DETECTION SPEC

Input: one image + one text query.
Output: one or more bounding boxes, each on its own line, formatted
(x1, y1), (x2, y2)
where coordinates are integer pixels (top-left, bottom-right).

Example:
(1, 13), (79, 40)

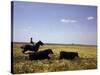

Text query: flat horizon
(12, 41), (97, 46)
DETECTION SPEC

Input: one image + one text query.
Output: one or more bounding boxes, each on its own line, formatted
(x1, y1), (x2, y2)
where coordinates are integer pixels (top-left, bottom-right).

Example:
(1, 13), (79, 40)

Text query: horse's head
(37, 40), (44, 46)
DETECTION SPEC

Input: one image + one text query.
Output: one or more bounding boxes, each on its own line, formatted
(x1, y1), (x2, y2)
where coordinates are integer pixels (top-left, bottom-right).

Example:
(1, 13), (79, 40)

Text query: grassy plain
(12, 43), (97, 74)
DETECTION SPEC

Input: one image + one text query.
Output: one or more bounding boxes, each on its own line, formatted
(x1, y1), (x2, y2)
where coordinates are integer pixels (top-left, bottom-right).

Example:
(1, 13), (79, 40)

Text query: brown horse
(21, 40), (44, 53)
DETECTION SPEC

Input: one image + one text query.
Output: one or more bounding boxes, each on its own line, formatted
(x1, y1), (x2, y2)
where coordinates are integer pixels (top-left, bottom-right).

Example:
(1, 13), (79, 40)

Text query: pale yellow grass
(12, 43), (97, 74)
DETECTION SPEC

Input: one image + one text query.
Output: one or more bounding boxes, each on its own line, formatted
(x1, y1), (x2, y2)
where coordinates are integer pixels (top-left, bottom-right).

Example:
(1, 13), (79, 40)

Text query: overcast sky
(13, 1), (97, 45)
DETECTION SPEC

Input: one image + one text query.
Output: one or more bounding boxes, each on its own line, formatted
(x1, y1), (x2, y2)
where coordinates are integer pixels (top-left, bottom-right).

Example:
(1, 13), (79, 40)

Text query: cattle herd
(21, 38), (79, 60)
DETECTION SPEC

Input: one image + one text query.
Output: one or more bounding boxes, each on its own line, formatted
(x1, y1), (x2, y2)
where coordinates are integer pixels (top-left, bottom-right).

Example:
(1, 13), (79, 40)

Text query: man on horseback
(21, 37), (44, 54)
(30, 37), (34, 46)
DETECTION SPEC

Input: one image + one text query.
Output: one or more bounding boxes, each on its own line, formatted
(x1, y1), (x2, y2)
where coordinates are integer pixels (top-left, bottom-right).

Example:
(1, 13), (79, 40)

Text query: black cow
(59, 51), (79, 60)
(29, 49), (53, 60)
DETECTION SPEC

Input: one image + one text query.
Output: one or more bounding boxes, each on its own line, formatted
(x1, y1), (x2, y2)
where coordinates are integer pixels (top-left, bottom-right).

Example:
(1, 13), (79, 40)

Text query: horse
(59, 51), (79, 60)
(29, 49), (53, 60)
(21, 40), (44, 53)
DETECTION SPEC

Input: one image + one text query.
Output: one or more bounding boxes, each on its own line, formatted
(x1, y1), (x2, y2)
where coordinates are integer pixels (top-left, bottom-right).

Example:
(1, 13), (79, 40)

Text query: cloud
(23, 26), (32, 32)
(61, 19), (77, 23)
(87, 16), (94, 20)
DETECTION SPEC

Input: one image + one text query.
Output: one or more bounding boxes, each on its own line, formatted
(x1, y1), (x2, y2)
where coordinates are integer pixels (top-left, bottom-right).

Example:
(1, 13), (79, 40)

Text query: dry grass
(12, 43), (97, 74)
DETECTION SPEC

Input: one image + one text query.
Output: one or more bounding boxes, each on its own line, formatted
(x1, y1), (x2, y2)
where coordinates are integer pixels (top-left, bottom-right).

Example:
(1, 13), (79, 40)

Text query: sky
(13, 1), (97, 45)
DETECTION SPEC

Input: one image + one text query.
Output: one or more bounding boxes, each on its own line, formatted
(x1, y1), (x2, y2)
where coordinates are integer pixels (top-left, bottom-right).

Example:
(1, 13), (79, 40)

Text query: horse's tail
(21, 46), (24, 49)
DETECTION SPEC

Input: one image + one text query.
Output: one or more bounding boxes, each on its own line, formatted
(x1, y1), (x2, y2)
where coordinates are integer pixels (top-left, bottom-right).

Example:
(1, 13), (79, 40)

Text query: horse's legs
(47, 56), (50, 59)
(22, 49), (27, 53)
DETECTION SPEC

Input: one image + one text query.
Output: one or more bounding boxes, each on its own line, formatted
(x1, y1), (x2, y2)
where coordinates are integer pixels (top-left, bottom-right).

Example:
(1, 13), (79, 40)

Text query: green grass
(12, 43), (97, 74)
